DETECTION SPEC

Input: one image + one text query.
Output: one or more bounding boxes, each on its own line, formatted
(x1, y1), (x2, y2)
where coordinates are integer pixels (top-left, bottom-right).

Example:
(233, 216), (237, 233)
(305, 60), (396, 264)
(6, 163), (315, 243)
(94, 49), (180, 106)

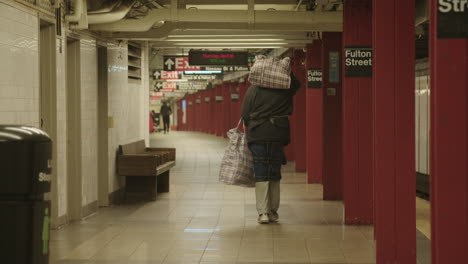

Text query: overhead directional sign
(222, 66), (250, 72)
(438, 0), (468, 38)
(189, 51), (249, 66)
(154, 70), (182, 80)
(307, 68), (323, 89)
(164, 56), (201, 71)
(344, 46), (373, 77)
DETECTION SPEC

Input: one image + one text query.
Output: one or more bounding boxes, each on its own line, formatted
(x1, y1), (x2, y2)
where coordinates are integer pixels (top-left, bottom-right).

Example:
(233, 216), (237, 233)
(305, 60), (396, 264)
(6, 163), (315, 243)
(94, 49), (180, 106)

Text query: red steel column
(230, 82), (240, 128)
(306, 41), (323, 183)
(430, 1), (468, 263)
(222, 82), (231, 137)
(214, 84), (223, 136)
(322, 32), (343, 200)
(342, 0), (374, 224)
(208, 88), (216, 135)
(373, 0), (415, 263)
(195, 93), (201, 131)
(292, 49), (307, 172)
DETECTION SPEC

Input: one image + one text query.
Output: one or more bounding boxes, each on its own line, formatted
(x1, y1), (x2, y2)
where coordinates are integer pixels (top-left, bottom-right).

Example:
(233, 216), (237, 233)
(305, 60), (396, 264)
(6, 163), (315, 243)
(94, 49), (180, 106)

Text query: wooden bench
(117, 140), (176, 201)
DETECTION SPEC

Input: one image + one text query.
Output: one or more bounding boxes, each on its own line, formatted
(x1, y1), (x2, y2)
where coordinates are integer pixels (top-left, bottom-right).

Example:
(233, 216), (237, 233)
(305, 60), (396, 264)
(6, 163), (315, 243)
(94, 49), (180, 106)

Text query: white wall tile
(56, 34), (67, 217)
(0, 2), (39, 126)
(80, 38), (98, 207)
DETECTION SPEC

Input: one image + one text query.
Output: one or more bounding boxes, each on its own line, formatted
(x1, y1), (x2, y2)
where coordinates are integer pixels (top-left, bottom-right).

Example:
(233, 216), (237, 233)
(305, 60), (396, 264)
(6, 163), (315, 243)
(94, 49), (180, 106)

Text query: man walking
(160, 101), (172, 134)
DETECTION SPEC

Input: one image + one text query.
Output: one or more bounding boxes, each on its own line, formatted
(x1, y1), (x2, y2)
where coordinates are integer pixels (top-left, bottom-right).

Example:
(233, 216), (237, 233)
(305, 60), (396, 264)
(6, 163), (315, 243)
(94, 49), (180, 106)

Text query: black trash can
(0, 125), (52, 264)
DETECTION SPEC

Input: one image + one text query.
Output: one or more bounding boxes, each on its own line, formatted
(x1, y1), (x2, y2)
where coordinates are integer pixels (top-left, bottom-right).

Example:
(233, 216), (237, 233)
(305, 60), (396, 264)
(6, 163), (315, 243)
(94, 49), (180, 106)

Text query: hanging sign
(188, 101), (193, 106)
(205, 97), (211, 103)
(163, 56), (201, 71)
(307, 68), (322, 89)
(189, 51), (249, 66)
(215, 96), (223, 102)
(437, 0), (468, 38)
(231, 93), (240, 101)
(344, 46), (373, 77)
(163, 82), (177, 89)
(196, 98), (201, 104)
(222, 66), (250, 72)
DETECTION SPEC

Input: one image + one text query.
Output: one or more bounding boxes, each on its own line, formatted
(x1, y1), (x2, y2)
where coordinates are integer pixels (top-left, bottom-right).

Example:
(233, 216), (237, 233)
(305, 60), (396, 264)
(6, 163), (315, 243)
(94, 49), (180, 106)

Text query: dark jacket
(160, 104), (172, 116)
(241, 74), (300, 144)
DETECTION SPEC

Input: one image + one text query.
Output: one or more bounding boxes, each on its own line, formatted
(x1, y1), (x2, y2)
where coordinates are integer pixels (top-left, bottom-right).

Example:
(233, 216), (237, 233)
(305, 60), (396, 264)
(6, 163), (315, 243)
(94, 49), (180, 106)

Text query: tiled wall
(56, 33), (67, 217)
(0, 2), (39, 126)
(107, 42), (129, 192)
(108, 41), (150, 192)
(0, 1), (150, 223)
(80, 38), (98, 207)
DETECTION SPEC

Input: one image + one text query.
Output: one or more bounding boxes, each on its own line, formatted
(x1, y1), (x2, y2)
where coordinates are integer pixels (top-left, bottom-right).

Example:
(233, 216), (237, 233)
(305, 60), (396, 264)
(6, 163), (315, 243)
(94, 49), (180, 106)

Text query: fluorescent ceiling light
(165, 39), (286, 42)
(156, 46), (285, 49)
(168, 34), (284, 38)
(174, 42), (289, 45)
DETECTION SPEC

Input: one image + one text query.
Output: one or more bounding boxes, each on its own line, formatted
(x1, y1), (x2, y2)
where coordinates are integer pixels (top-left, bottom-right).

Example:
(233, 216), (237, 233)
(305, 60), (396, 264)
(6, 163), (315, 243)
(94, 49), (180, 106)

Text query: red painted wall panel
(292, 49), (307, 172)
(430, 1), (468, 263)
(342, 0), (374, 224)
(373, 0), (416, 262)
(214, 84), (223, 136)
(229, 82), (241, 129)
(306, 42), (323, 183)
(322, 32), (343, 200)
(222, 82), (231, 137)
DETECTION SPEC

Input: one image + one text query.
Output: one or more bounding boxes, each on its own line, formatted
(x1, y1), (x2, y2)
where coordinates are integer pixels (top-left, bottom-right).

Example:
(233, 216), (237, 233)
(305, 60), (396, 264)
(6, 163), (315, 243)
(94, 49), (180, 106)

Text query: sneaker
(270, 212), (279, 222)
(257, 214), (269, 224)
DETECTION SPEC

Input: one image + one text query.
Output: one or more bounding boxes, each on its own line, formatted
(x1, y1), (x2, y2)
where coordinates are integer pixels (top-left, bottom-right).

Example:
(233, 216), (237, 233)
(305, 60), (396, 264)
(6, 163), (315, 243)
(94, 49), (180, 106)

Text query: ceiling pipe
(65, 0), (84, 22)
(88, 0), (122, 14)
(90, 8), (342, 32)
(88, 0), (137, 24)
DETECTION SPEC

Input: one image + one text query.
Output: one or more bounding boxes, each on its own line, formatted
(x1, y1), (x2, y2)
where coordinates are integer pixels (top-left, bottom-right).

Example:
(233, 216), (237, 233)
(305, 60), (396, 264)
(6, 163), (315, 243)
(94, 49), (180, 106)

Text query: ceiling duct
(88, 0), (138, 24)
(90, 3), (342, 32)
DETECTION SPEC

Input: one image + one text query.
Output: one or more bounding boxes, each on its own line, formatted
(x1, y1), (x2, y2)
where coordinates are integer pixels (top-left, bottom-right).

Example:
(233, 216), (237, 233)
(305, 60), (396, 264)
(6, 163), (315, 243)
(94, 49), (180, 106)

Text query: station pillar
(373, 0), (416, 263)
(292, 49), (307, 172)
(321, 32), (343, 200)
(430, 1), (468, 263)
(306, 41), (323, 183)
(342, 0), (374, 224)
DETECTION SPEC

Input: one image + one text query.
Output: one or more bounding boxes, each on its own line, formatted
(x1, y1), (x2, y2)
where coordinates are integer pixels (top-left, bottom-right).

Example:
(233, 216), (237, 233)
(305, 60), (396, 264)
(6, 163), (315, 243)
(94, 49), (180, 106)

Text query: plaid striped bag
(219, 120), (255, 188)
(248, 55), (291, 89)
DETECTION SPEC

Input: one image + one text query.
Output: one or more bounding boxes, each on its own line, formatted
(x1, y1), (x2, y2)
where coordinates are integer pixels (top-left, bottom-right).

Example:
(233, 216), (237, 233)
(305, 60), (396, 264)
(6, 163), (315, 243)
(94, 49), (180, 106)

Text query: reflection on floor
(49, 131), (426, 264)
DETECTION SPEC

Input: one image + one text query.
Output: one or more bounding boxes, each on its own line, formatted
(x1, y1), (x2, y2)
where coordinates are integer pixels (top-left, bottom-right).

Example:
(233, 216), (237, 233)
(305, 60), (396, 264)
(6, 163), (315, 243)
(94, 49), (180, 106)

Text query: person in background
(241, 72), (300, 224)
(160, 101), (172, 134)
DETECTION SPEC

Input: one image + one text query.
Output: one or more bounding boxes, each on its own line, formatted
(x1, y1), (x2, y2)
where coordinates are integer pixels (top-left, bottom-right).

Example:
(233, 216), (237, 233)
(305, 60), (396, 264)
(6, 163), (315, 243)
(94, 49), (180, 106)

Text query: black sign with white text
(307, 68), (322, 89)
(438, 0), (468, 38)
(189, 51), (248, 66)
(345, 46), (373, 77)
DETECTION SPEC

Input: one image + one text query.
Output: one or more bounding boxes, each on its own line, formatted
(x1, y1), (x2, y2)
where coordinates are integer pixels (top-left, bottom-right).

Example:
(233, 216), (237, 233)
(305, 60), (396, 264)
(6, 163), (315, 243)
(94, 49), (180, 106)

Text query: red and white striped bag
(248, 55), (291, 89)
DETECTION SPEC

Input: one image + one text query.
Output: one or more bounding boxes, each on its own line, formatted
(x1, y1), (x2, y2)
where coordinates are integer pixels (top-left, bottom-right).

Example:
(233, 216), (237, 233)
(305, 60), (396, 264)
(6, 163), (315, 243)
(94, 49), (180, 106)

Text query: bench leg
(157, 171), (170, 193)
(126, 176), (158, 201)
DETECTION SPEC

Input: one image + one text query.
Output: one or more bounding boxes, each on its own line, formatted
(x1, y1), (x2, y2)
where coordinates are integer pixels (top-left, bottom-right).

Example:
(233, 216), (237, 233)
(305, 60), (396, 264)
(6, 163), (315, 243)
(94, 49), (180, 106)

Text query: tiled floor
(51, 131), (381, 264)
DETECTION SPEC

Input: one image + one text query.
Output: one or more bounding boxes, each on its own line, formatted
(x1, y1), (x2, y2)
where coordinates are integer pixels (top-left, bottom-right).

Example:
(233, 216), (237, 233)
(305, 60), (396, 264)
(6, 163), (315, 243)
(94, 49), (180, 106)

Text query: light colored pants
(255, 180), (280, 215)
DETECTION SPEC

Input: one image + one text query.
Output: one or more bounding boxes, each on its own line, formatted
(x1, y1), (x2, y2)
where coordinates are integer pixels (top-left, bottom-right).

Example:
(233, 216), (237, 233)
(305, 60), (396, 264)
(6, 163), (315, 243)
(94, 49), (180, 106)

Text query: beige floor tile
(50, 132), (389, 264)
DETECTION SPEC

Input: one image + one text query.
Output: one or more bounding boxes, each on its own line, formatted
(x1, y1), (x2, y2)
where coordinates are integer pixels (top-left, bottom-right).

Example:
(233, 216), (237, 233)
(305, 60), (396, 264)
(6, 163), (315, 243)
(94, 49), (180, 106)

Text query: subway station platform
(50, 131), (378, 264)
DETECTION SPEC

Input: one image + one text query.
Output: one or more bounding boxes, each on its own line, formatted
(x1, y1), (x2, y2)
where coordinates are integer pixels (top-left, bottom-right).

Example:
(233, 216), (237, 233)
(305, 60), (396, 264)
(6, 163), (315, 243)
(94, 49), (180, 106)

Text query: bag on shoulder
(219, 120), (255, 188)
(248, 55), (291, 89)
